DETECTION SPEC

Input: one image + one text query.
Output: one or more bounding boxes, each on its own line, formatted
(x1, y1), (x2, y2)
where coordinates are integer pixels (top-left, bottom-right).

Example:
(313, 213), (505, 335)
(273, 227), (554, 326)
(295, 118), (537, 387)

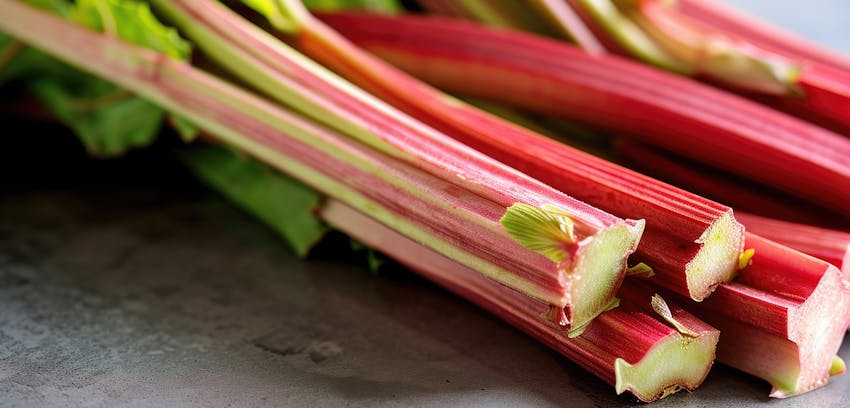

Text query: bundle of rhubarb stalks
(2, 0), (850, 402)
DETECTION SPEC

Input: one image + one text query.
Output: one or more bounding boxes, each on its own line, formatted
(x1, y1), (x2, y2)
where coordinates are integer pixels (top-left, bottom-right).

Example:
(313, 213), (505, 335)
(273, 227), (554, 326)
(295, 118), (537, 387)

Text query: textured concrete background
(2, 1), (850, 407)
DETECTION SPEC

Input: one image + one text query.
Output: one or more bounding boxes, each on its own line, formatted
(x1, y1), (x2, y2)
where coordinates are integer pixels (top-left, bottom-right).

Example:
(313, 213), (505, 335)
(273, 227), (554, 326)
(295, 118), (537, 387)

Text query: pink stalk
(735, 212), (850, 276)
(681, 233), (850, 397)
(630, 0), (850, 136)
(615, 139), (848, 228)
(320, 199), (719, 402)
(319, 12), (850, 217)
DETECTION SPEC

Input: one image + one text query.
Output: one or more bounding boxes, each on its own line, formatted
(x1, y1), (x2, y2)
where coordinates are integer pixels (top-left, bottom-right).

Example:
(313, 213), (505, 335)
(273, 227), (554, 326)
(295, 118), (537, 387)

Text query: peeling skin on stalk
(501, 204), (644, 337)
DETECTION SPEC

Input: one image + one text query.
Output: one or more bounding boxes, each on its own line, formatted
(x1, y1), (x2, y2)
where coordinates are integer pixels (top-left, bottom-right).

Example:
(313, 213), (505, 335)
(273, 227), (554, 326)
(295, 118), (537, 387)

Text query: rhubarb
(615, 139), (849, 228)
(616, 0), (850, 136)
(320, 12), (850, 217)
(678, 233), (850, 397)
(0, 0), (648, 335)
(233, 5), (749, 301)
(321, 199), (719, 402)
(734, 212), (850, 276)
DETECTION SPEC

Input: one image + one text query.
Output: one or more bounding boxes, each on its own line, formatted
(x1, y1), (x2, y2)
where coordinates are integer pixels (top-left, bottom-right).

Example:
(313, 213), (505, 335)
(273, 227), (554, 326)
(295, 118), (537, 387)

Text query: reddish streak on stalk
(677, 0), (850, 73)
(320, 199), (718, 402)
(319, 12), (850, 216)
(683, 233), (850, 397)
(635, 0), (850, 137)
(735, 212), (850, 276)
(289, 12), (745, 301)
(615, 139), (849, 229)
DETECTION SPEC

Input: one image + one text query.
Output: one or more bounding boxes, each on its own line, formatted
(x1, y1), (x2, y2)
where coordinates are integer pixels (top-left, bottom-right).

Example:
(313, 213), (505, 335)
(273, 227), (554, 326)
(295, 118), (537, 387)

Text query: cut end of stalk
(614, 323), (719, 402)
(770, 264), (850, 397)
(568, 220), (646, 337)
(685, 211), (745, 301)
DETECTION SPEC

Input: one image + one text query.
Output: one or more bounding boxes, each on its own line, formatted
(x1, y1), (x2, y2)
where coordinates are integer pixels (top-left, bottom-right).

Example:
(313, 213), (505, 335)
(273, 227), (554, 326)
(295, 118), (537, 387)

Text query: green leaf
(31, 78), (164, 157)
(499, 203), (577, 263)
(70, 0), (191, 60)
(180, 144), (328, 258)
(2, 0), (194, 157)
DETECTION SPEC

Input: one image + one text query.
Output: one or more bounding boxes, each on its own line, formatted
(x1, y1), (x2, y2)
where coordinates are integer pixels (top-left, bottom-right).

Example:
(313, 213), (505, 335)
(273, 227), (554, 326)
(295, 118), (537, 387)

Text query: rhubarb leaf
(1, 0), (194, 156)
(180, 144), (328, 258)
(70, 0), (191, 60)
(500, 203), (576, 263)
(31, 78), (165, 157)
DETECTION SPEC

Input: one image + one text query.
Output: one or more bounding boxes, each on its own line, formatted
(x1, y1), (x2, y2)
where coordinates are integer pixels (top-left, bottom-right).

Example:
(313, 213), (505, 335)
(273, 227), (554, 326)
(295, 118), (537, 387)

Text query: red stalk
(320, 199), (719, 402)
(677, 0), (850, 73)
(734, 212), (850, 276)
(319, 12), (850, 217)
(615, 139), (849, 228)
(631, 0), (850, 137)
(267, 10), (750, 301)
(680, 233), (850, 397)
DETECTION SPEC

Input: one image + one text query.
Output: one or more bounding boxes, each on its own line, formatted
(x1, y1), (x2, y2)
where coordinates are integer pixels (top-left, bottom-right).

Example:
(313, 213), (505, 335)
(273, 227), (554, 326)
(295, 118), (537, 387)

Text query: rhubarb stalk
(320, 12), (850, 217)
(615, 139), (849, 228)
(679, 233), (850, 397)
(734, 212), (850, 276)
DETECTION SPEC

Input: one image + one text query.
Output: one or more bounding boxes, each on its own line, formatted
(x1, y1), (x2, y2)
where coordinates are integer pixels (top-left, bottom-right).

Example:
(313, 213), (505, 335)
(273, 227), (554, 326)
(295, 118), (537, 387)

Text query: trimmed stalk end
(614, 321), (719, 402)
(772, 264), (850, 397)
(685, 211), (745, 301)
(568, 219), (646, 337)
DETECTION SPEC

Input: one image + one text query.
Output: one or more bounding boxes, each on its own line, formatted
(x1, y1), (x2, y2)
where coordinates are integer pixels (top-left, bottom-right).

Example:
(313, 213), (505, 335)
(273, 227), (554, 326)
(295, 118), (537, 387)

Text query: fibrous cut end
(776, 263), (850, 397)
(568, 219), (646, 337)
(685, 211), (745, 300)
(615, 326), (719, 401)
(612, 288), (719, 402)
